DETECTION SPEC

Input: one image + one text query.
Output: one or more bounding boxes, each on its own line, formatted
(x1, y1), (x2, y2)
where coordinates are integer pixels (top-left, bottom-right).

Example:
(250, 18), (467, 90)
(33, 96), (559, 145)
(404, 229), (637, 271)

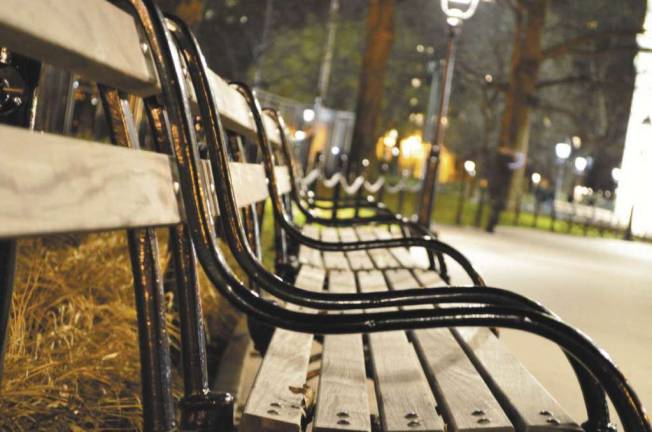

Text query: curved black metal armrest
(159, 16), (649, 432)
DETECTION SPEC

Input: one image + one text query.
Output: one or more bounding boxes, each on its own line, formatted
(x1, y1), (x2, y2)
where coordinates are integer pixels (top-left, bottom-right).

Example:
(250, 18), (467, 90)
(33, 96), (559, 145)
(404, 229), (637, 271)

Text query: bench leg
(127, 229), (177, 432)
(0, 240), (17, 384)
(170, 225), (235, 431)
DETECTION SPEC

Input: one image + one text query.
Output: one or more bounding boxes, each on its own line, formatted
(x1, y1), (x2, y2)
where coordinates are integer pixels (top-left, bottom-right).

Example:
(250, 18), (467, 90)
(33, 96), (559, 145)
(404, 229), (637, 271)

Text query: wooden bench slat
(453, 328), (580, 432)
(354, 227), (402, 269)
(371, 227), (429, 269)
(359, 270), (444, 432)
(240, 267), (326, 432)
(0, 0), (159, 96)
(0, 126), (290, 238)
(336, 227), (375, 270)
(298, 226), (324, 268)
(387, 270), (513, 432)
(411, 270), (579, 431)
(321, 227), (350, 270)
(314, 270), (371, 432)
(208, 70), (282, 145)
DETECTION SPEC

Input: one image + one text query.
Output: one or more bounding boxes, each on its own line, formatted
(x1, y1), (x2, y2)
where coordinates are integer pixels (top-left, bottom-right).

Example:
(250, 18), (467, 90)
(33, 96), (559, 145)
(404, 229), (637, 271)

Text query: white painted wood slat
(240, 267), (326, 432)
(0, 126), (290, 238)
(314, 270), (371, 432)
(0, 0), (159, 96)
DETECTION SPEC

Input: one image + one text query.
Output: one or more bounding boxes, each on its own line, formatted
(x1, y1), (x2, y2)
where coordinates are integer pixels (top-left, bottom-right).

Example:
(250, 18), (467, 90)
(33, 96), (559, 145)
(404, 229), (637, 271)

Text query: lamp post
(417, 0), (481, 227)
(455, 160), (476, 225)
(554, 142), (571, 198)
(531, 172), (541, 228)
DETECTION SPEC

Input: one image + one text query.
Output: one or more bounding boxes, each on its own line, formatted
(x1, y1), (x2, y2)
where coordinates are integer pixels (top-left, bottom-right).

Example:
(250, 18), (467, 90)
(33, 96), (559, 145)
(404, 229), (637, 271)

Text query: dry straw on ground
(0, 231), (240, 431)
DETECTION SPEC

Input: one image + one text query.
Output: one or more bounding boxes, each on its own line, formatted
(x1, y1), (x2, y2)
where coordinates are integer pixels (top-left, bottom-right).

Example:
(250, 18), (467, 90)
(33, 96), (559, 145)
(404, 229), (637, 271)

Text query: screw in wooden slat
(477, 418), (491, 424)
(405, 412), (419, 419)
(471, 409), (485, 416)
(407, 420), (421, 427)
(337, 411), (350, 418)
(267, 409), (279, 415)
(547, 418), (561, 425)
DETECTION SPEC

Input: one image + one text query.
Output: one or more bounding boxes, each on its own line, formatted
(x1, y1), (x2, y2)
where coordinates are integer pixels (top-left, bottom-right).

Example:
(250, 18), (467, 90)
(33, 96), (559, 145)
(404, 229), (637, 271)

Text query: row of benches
(0, 1), (649, 432)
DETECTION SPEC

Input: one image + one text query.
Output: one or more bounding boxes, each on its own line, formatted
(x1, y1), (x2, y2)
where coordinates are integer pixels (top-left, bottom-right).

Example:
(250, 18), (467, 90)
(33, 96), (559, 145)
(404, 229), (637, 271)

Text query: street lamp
(417, 0), (481, 227)
(302, 108), (315, 123)
(456, 159), (477, 224)
(574, 156), (588, 173)
(553, 142), (571, 200)
(555, 142), (572, 160)
(531, 172), (542, 185)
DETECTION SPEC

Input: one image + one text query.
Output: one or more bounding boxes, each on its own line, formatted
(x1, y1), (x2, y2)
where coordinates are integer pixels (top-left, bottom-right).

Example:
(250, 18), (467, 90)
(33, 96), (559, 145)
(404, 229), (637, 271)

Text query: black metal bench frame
(0, 1), (649, 431)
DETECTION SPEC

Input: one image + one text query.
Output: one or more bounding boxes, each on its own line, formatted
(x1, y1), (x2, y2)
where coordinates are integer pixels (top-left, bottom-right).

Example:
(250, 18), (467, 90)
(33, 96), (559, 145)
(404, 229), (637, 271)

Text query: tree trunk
(174, 0), (206, 28)
(348, 0), (396, 174)
(487, 0), (548, 232)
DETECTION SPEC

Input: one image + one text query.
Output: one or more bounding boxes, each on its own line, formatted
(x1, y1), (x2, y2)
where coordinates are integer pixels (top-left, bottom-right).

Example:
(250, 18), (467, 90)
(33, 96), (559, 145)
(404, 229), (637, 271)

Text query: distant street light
(555, 142), (572, 160)
(531, 172), (542, 185)
(554, 142), (572, 200)
(294, 130), (307, 141)
(302, 108), (315, 123)
(464, 160), (476, 176)
(612, 167), (622, 183)
(417, 0), (482, 226)
(574, 156), (588, 173)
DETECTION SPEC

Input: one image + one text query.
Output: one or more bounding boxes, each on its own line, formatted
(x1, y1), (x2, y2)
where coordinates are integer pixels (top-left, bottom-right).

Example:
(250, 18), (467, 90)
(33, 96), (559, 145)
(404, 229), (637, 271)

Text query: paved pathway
(439, 225), (652, 423)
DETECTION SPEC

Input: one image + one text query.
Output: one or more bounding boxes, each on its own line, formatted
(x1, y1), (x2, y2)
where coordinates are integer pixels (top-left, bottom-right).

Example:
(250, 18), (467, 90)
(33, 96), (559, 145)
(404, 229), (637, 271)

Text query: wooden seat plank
(370, 226), (428, 269)
(354, 227), (401, 269)
(314, 270), (371, 432)
(321, 227), (350, 270)
(337, 227), (375, 270)
(454, 328), (580, 432)
(298, 226), (324, 268)
(240, 267), (326, 432)
(411, 270), (578, 431)
(387, 270), (513, 432)
(358, 270), (444, 432)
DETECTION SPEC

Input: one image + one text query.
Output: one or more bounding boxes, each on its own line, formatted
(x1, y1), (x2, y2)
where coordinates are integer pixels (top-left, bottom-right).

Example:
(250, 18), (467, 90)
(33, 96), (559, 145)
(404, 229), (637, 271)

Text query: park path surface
(438, 225), (652, 423)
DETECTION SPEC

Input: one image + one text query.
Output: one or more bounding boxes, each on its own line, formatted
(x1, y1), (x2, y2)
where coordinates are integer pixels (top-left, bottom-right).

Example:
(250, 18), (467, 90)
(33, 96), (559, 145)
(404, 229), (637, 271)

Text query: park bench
(0, 1), (649, 432)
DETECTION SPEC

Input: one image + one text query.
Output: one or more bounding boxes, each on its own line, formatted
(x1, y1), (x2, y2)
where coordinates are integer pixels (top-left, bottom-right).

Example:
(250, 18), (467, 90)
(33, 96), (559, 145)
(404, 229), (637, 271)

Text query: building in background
(616, 2), (652, 238)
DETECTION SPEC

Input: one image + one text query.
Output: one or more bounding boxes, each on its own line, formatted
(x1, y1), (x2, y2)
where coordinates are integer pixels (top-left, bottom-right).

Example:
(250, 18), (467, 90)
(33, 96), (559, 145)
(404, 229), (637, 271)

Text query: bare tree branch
(542, 28), (642, 60)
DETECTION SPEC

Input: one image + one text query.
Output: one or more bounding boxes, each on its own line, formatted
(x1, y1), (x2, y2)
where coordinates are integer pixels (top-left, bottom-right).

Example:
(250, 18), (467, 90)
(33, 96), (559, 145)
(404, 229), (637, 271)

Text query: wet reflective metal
(0, 52), (40, 384)
(160, 14), (649, 432)
(98, 86), (177, 432)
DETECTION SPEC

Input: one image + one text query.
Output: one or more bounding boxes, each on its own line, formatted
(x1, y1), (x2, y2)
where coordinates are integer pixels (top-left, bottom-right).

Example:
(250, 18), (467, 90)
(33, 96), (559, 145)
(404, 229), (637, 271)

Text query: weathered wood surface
(0, 0), (159, 96)
(387, 270), (513, 432)
(208, 70), (282, 145)
(371, 227), (430, 269)
(454, 328), (580, 432)
(337, 227), (375, 271)
(321, 227), (350, 270)
(298, 226), (323, 268)
(354, 227), (400, 269)
(240, 267), (326, 432)
(0, 126), (290, 238)
(359, 270), (444, 432)
(314, 270), (371, 432)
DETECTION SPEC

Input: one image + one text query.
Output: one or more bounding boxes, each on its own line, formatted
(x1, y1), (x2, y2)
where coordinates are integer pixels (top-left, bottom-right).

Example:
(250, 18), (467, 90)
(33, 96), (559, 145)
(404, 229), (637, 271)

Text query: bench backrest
(0, 0), (289, 240)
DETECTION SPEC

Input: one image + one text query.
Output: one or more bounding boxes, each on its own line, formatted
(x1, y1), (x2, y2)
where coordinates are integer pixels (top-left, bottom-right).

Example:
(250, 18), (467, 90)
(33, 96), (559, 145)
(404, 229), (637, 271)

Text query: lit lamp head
(574, 156), (588, 173)
(555, 142), (572, 160)
(302, 108), (315, 123)
(611, 167), (622, 183)
(463, 160), (476, 177)
(531, 172), (542, 185)
(441, 0), (481, 27)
